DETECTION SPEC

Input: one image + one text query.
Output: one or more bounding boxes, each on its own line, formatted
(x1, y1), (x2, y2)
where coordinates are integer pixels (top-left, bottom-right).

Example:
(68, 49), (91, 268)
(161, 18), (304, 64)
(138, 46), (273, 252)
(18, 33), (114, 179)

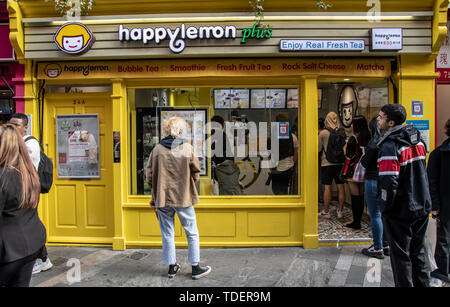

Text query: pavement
(31, 244), (398, 287)
(29, 219), (447, 289)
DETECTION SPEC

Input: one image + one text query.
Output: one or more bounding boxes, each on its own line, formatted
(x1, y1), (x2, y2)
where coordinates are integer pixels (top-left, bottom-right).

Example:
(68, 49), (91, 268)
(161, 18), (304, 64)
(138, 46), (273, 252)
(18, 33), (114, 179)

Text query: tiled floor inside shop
(318, 200), (372, 241)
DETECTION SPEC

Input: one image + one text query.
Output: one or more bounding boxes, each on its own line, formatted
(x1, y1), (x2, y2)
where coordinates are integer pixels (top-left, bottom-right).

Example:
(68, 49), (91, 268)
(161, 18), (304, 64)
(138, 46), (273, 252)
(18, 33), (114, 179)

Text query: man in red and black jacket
(376, 104), (431, 287)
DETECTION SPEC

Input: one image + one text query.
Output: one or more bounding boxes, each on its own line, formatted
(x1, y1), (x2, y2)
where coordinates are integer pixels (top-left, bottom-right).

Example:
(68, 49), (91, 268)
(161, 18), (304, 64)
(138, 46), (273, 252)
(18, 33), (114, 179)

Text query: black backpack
(25, 136), (54, 193)
(325, 128), (346, 164)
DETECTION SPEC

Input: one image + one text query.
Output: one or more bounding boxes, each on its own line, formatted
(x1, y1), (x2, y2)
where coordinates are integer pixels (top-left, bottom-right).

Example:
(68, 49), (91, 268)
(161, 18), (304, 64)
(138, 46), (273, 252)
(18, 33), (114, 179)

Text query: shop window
(129, 87), (300, 196)
(318, 80), (389, 129)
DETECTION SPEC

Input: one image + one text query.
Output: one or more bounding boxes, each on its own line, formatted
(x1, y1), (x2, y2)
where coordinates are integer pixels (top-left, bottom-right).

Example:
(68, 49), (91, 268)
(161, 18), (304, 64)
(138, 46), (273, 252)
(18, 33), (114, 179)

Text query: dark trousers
(382, 214), (429, 287)
(0, 247), (43, 287)
(39, 246), (48, 261)
(271, 168), (294, 195)
(431, 218), (450, 282)
(350, 195), (365, 226)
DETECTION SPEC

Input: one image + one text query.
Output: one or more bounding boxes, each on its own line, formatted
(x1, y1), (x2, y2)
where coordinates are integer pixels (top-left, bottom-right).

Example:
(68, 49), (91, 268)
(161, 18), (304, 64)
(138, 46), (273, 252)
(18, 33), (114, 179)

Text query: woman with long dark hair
(342, 115), (371, 229)
(0, 124), (46, 287)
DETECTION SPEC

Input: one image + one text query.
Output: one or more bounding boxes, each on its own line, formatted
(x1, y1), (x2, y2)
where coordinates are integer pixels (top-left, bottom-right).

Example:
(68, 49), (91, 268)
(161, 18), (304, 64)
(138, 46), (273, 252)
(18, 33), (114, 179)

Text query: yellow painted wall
(398, 54), (437, 153)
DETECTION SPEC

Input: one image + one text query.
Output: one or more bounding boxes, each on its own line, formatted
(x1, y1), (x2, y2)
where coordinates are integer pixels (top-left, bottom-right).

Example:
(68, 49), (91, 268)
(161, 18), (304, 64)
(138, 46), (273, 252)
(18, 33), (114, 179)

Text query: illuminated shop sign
(119, 24), (237, 53)
(54, 23), (95, 55)
(280, 40), (365, 51)
(118, 23), (272, 53)
(370, 28), (403, 50)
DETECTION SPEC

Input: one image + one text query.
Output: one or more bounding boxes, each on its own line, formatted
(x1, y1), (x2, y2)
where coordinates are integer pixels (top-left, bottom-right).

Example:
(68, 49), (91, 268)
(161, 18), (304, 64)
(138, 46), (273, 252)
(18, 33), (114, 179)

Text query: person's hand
(239, 181), (245, 190)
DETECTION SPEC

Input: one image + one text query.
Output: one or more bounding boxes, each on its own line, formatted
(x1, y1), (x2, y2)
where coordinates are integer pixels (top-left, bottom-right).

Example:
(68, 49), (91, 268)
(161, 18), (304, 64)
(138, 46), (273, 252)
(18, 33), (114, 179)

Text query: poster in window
(287, 88), (299, 109)
(56, 114), (100, 178)
(159, 109), (207, 176)
(357, 88), (370, 108)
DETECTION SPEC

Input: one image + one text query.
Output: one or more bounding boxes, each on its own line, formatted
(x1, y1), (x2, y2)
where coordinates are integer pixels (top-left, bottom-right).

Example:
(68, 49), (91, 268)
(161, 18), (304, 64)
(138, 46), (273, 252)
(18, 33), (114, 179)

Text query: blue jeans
(365, 179), (388, 250)
(157, 206), (200, 265)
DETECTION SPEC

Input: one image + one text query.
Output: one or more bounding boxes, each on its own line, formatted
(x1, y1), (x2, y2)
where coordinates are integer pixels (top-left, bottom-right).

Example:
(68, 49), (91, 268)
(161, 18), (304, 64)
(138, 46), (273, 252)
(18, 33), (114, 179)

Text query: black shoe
(383, 246), (390, 257)
(168, 263), (181, 278)
(362, 245), (384, 259)
(345, 222), (361, 230)
(192, 265), (211, 280)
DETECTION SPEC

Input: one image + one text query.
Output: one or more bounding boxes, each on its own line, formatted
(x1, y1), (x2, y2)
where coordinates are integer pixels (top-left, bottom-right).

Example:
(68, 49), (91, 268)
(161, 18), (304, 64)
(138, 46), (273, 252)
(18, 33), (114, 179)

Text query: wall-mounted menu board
(287, 88), (299, 109)
(214, 89), (250, 109)
(250, 89), (286, 109)
(215, 88), (299, 109)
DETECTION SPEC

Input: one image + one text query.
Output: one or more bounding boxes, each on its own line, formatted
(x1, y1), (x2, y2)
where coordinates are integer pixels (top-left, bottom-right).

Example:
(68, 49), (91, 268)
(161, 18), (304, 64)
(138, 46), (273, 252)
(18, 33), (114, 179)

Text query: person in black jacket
(377, 104), (431, 287)
(427, 118), (450, 287)
(360, 116), (390, 259)
(0, 124), (46, 287)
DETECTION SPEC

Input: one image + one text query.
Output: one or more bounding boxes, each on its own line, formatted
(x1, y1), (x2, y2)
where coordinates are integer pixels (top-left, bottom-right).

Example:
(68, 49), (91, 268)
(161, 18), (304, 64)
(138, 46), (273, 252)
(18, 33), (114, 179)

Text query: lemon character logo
(44, 63), (62, 78)
(54, 22), (95, 54)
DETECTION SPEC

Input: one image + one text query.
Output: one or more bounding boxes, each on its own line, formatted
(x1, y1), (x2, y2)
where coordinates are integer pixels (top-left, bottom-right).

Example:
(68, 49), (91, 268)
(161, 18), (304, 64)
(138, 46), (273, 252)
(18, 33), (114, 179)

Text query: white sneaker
(430, 277), (444, 287)
(337, 210), (343, 219)
(32, 258), (53, 275)
(319, 210), (331, 218)
(41, 258), (53, 272)
(32, 258), (43, 275)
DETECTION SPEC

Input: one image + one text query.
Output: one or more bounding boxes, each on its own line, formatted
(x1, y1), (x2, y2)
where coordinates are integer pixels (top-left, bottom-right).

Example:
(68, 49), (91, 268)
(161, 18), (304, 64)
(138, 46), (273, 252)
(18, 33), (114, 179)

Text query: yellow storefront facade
(7, 0), (448, 250)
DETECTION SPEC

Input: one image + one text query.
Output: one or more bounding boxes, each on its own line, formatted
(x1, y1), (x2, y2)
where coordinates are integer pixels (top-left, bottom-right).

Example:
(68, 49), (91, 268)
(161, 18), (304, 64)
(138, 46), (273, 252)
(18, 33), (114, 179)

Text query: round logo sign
(54, 22), (95, 55)
(44, 63), (62, 78)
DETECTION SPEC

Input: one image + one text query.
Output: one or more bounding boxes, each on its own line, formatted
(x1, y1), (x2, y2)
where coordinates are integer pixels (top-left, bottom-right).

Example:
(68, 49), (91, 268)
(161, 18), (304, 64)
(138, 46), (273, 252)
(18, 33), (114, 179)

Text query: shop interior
(129, 87), (300, 197)
(317, 79), (390, 242)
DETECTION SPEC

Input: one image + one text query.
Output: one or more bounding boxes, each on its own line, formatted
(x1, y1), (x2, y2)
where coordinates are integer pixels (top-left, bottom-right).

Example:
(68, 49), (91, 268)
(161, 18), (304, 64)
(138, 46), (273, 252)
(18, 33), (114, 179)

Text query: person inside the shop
(318, 112), (346, 219)
(341, 115), (371, 229)
(0, 124), (46, 287)
(267, 113), (298, 195)
(211, 115), (244, 195)
(146, 116), (211, 280)
(318, 117), (325, 202)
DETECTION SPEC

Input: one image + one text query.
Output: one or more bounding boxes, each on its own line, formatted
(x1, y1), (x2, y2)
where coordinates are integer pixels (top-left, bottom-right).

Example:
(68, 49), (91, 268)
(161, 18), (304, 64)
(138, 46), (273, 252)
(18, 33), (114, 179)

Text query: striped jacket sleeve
(377, 141), (400, 213)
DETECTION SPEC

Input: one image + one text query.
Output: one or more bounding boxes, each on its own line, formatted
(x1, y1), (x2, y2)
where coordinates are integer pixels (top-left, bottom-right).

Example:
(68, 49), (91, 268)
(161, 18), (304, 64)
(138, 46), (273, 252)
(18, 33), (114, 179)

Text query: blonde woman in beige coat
(146, 116), (211, 280)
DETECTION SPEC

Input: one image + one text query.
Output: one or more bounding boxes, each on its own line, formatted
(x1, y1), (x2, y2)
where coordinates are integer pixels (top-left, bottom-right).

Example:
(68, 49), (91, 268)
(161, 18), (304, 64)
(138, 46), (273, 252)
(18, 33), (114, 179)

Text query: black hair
(380, 104), (406, 126)
(318, 117), (325, 130)
(369, 115), (380, 139)
(10, 113), (28, 126)
(211, 115), (225, 126)
(352, 115), (371, 147)
(445, 118), (450, 137)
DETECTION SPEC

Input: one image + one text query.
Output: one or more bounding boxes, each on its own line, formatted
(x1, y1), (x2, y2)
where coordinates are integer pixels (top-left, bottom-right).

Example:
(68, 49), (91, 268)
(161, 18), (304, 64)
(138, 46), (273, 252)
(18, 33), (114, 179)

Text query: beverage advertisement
(56, 114), (100, 178)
